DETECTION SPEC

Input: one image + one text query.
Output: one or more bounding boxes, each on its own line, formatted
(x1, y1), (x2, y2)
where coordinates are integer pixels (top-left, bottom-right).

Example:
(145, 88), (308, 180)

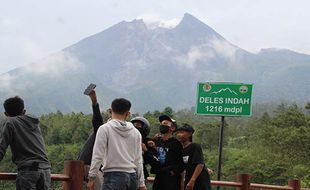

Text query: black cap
(177, 124), (195, 133)
(159, 114), (174, 123)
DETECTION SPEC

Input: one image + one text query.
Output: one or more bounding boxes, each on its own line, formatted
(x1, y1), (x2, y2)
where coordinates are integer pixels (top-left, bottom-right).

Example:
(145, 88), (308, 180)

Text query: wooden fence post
(289, 179), (301, 190)
(237, 174), (251, 190)
(63, 160), (84, 190)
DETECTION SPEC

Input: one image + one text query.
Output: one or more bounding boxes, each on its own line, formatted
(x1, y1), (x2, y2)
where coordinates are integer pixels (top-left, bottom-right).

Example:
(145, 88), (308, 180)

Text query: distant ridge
(0, 13), (309, 115)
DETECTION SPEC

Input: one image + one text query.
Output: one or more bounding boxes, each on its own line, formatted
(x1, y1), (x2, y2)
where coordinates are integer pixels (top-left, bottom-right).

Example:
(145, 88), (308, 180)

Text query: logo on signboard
(210, 88), (238, 95)
(203, 83), (212, 92)
(239, 86), (248, 94)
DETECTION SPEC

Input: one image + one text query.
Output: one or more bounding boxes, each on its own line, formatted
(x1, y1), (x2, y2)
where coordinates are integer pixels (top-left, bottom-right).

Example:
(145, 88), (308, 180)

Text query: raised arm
(89, 90), (103, 133)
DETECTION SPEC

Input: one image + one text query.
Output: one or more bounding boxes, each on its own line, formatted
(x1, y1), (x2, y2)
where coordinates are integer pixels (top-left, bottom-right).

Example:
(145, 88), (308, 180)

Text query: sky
(1, 0), (309, 74)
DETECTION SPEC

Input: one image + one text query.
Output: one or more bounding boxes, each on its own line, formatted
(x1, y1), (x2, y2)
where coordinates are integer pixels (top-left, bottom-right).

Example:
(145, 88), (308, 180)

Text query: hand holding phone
(84, 83), (96, 95)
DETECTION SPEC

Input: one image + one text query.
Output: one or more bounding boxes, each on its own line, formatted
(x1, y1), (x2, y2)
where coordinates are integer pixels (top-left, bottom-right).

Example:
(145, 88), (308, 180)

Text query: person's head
(146, 138), (156, 148)
(158, 114), (177, 134)
(176, 124), (195, 143)
(130, 116), (150, 138)
(3, 96), (26, 117)
(110, 98), (131, 120)
(132, 120), (143, 128)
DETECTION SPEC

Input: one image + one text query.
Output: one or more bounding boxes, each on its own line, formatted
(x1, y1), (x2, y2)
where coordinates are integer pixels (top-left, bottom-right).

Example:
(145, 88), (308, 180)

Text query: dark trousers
(185, 170), (211, 190)
(16, 168), (51, 190)
(153, 173), (181, 190)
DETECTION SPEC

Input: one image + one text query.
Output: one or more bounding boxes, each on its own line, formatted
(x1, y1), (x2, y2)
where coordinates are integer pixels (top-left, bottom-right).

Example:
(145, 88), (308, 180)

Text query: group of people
(79, 89), (212, 190)
(0, 89), (212, 190)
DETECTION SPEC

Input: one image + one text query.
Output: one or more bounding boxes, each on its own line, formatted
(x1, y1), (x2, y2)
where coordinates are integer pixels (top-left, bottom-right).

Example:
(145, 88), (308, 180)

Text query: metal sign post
(216, 116), (225, 190)
(196, 82), (253, 190)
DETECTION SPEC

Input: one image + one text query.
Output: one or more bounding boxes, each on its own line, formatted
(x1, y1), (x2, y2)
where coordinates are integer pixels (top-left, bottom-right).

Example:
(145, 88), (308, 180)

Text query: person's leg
(152, 174), (163, 190)
(127, 172), (138, 190)
(154, 173), (180, 190)
(36, 169), (51, 190)
(16, 170), (39, 190)
(101, 172), (127, 190)
(193, 171), (211, 190)
(167, 174), (181, 190)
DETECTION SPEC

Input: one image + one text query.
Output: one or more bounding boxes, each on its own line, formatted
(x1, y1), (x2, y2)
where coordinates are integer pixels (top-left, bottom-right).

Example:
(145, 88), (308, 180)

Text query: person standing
(130, 116), (151, 180)
(87, 98), (147, 190)
(0, 96), (51, 190)
(78, 89), (104, 190)
(147, 114), (184, 190)
(176, 124), (211, 190)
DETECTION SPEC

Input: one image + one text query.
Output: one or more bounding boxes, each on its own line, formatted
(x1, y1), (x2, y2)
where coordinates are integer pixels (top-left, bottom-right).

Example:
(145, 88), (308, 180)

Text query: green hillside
(0, 103), (309, 189)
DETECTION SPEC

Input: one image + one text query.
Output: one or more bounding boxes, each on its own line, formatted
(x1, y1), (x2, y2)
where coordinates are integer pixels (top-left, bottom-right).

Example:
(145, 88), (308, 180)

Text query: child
(176, 124), (211, 190)
(0, 96), (51, 190)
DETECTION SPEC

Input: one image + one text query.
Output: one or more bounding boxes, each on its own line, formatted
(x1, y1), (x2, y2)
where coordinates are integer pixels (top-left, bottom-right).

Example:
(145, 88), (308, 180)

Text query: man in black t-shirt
(145, 115), (184, 190)
(176, 124), (211, 190)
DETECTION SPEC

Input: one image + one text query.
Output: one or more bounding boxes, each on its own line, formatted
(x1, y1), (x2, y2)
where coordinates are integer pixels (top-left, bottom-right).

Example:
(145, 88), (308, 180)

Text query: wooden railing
(0, 160), (83, 190)
(0, 160), (309, 190)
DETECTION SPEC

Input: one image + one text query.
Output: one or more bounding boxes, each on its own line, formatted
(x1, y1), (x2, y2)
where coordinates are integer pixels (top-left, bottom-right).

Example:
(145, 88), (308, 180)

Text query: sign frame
(196, 82), (253, 117)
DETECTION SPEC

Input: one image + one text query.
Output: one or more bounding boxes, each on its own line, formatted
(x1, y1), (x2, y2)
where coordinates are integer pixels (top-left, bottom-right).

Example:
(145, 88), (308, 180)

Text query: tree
(162, 106), (174, 118)
(271, 104), (307, 128)
(305, 102), (310, 110)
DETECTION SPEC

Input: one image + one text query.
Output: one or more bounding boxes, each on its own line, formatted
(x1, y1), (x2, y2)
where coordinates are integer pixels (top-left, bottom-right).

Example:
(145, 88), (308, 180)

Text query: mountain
(211, 88), (239, 95)
(1, 13), (309, 115)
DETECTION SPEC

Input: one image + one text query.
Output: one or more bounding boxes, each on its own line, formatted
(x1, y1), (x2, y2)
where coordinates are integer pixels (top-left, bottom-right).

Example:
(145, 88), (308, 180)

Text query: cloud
(187, 46), (215, 68)
(24, 51), (83, 76)
(0, 20), (51, 74)
(173, 40), (230, 81)
(0, 17), (18, 32)
(0, 52), (83, 93)
(209, 38), (238, 64)
(0, 73), (14, 88)
(0, 73), (19, 95)
(174, 36), (242, 69)
(137, 14), (181, 29)
(175, 44), (215, 69)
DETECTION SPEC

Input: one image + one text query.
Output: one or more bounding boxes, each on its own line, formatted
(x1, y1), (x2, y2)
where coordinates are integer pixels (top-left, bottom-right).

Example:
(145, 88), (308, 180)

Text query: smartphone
(83, 83), (96, 95)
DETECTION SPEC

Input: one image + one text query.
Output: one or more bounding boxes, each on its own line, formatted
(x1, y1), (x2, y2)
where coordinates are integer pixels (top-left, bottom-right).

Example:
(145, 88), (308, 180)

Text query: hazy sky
(1, 0), (309, 74)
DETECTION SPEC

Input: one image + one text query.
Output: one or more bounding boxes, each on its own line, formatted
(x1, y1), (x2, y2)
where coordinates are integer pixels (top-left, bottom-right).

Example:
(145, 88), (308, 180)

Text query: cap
(177, 124), (195, 133)
(159, 114), (174, 123)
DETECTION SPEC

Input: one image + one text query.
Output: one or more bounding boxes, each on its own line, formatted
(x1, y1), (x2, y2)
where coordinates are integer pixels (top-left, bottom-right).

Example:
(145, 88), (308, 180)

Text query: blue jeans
(101, 171), (137, 190)
(16, 168), (51, 190)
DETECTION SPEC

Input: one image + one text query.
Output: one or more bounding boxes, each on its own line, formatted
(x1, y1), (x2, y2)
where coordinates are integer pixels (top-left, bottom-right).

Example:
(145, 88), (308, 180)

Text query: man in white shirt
(87, 98), (147, 190)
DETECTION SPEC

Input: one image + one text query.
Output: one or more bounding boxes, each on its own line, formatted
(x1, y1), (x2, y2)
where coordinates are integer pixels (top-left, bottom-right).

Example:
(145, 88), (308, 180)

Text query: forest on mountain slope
(0, 102), (309, 189)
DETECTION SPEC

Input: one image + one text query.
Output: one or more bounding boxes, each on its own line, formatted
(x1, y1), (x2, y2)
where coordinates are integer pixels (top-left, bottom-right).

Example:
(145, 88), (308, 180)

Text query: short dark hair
(3, 96), (25, 116)
(111, 98), (131, 115)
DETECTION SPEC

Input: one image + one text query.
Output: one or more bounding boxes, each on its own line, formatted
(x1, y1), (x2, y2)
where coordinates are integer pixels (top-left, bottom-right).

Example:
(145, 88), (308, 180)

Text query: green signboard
(196, 82), (253, 116)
